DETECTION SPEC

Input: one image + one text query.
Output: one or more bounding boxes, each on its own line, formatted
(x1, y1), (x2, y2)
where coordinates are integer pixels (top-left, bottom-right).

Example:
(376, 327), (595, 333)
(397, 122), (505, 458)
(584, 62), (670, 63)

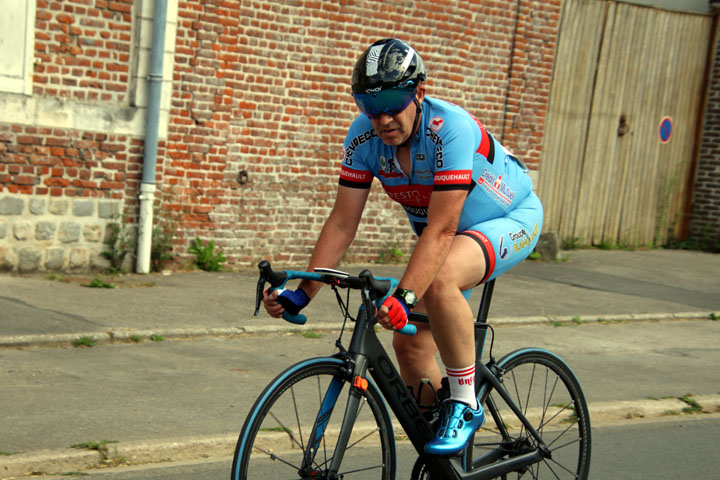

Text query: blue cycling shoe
(424, 399), (485, 455)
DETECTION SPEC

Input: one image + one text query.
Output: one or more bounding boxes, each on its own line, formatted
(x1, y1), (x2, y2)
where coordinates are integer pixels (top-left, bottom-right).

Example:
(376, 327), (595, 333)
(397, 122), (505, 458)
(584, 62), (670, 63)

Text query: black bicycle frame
(320, 279), (549, 480)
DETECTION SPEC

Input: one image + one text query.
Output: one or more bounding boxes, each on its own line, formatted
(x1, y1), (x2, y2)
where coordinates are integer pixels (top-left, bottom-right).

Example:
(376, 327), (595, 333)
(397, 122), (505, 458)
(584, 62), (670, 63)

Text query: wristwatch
(393, 289), (418, 309)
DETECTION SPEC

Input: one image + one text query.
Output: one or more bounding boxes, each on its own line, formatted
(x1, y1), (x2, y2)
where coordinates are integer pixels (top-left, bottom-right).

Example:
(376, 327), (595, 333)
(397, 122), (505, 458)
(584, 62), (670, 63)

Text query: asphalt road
(37, 415), (720, 479)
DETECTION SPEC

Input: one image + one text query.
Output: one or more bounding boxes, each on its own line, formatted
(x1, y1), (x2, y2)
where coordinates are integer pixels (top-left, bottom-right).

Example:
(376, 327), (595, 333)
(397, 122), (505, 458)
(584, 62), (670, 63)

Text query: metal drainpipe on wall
(136, 0), (168, 274)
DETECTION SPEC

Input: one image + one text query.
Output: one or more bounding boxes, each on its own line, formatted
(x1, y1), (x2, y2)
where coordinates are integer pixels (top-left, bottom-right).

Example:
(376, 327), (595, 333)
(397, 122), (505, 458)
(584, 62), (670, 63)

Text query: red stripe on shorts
(461, 230), (496, 284)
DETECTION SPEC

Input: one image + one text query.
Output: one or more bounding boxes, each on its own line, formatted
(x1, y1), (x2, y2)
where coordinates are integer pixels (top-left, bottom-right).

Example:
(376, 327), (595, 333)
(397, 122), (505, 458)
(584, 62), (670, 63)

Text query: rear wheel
(231, 359), (396, 479)
(466, 349), (591, 479)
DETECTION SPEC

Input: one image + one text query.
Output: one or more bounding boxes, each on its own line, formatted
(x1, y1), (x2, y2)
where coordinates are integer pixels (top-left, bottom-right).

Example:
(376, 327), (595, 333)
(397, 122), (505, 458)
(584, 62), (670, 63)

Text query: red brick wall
(1, 0), (562, 269)
(33, 0), (134, 103)
(0, 125), (139, 200)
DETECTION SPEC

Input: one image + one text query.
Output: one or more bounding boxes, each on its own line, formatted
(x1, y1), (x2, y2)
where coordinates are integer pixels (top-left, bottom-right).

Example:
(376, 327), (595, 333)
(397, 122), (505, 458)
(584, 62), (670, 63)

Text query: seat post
(474, 279), (496, 363)
(476, 279), (495, 324)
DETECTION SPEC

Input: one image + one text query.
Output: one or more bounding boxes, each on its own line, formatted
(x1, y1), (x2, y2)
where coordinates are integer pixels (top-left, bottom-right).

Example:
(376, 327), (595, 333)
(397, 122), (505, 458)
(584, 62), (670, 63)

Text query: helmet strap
(400, 97), (422, 148)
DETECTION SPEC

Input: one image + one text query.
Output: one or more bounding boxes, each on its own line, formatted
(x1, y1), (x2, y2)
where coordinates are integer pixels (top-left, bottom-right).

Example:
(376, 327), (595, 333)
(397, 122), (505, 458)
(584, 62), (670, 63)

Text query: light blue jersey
(340, 96), (543, 282)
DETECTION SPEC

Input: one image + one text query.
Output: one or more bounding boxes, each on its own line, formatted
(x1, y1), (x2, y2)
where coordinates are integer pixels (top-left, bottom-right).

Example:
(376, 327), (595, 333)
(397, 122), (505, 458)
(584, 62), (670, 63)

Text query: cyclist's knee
(392, 329), (436, 365)
(423, 271), (456, 305)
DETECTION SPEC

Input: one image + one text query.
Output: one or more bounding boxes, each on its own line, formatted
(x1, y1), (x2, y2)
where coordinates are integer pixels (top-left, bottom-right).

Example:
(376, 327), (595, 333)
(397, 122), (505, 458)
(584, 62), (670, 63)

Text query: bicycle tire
(465, 348), (592, 479)
(231, 357), (396, 480)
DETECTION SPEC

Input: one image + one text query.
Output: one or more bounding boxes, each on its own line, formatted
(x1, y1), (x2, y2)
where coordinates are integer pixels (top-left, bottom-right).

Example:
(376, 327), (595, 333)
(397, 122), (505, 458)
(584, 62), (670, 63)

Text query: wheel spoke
(470, 352), (590, 480)
(234, 363), (395, 479)
(269, 411), (305, 451)
(291, 387), (306, 451)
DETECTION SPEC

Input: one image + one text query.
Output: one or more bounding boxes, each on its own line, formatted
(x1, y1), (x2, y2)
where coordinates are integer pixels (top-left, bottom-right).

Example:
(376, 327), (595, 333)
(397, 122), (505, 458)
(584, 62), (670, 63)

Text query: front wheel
(231, 358), (396, 480)
(465, 348), (592, 479)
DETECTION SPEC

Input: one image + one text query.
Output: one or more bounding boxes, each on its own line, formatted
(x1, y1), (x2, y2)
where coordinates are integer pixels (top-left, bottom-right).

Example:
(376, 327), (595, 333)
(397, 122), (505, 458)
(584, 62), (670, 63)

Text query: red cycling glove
(381, 296), (410, 330)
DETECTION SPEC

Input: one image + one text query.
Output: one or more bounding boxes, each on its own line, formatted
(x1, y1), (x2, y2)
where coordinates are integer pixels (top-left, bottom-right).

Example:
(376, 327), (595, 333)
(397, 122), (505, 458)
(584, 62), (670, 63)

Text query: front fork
(298, 354), (369, 479)
(325, 354), (370, 476)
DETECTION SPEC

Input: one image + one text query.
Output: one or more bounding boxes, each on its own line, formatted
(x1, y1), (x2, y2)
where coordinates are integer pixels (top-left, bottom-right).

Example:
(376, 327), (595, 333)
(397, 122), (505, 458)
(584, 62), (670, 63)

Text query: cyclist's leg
(392, 320), (441, 409)
(431, 191), (542, 386)
(423, 234), (487, 397)
(422, 235), (487, 454)
(423, 193), (543, 454)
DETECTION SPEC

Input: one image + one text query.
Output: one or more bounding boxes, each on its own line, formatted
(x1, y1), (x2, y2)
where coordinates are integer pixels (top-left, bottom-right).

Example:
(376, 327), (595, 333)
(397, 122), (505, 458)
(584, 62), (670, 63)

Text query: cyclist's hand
(377, 296), (409, 331)
(263, 288), (310, 318)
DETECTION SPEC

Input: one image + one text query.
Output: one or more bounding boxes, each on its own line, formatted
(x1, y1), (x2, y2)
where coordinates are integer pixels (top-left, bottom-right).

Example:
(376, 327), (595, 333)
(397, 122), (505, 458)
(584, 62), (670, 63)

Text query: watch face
(403, 290), (417, 306)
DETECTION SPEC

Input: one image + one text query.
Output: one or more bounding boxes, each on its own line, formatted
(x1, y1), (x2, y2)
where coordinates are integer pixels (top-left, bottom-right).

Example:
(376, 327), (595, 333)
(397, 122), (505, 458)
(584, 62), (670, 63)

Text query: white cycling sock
(446, 364), (478, 410)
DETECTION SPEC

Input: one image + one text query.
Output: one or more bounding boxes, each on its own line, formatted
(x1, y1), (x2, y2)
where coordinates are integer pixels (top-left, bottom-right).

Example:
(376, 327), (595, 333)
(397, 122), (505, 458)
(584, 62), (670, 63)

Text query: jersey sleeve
(339, 163), (373, 189)
(339, 118), (375, 189)
(431, 114), (477, 192)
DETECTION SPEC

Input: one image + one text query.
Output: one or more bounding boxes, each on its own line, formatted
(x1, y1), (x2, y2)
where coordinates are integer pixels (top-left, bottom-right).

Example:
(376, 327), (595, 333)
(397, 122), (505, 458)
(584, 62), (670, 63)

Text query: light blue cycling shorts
(459, 191), (543, 288)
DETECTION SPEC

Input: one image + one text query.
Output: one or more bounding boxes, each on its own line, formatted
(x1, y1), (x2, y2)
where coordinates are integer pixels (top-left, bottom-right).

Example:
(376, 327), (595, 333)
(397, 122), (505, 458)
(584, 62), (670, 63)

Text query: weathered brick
(689, 23), (720, 251)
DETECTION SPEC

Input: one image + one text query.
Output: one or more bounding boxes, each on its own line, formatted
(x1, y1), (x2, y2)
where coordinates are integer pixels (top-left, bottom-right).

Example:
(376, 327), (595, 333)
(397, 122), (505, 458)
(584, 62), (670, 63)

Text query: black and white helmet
(351, 38), (426, 94)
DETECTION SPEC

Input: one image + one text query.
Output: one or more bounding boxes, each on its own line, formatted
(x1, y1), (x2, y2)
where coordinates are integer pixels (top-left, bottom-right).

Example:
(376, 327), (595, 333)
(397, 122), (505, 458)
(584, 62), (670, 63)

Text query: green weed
(597, 318), (623, 324)
(150, 334), (165, 342)
(85, 278), (115, 289)
(291, 329), (323, 339)
(151, 185), (192, 271)
(102, 214), (136, 273)
(595, 239), (615, 250)
(302, 330), (323, 339)
(73, 336), (97, 348)
(189, 237), (227, 271)
(561, 237), (585, 250)
(678, 394), (703, 414)
(377, 241), (405, 264)
(548, 321), (567, 328)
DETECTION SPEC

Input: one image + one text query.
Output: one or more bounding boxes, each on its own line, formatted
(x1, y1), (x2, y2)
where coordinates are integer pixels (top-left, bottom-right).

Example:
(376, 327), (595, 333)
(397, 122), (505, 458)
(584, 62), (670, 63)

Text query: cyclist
(263, 38), (543, 455)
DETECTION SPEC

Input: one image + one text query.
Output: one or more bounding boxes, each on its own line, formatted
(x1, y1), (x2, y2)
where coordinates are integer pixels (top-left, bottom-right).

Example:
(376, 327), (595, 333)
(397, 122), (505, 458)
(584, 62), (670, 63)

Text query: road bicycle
(231, 261), (591, 479)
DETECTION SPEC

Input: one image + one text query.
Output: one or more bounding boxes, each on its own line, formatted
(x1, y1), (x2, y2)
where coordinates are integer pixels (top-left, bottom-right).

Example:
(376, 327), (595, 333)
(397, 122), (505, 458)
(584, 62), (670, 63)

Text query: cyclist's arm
(395, 113), (477, 301)
(298, 184), (370, 298)
(397, 188), (466, 299)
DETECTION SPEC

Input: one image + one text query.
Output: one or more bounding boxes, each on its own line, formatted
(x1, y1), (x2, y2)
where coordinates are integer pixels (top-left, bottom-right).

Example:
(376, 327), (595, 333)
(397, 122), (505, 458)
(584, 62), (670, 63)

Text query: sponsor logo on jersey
(510, 223), (540, 253)
(434, 170), (472, 186)
(340, 165), (373, 184)
(344, 129), (377, 165)
(402, 205), (429, 217)
(477, 169), (516, 207)
(430, 116), (444, 132)
(499, 235), (510, 260)
(509, 228), (527, 241)
(378, 156), (403, 179)
(415, 168), (433, 180)
(382, 184), (433, 207)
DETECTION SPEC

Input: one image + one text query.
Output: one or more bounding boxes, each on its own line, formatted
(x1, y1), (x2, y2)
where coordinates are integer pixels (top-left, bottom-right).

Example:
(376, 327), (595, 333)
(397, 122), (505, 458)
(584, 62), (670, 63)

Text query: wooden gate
(538, 0), (714, 247)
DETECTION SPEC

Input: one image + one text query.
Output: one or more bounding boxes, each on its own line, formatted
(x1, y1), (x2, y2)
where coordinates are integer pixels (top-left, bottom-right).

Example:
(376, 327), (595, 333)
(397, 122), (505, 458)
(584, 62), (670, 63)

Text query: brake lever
(254, 272), (266, 316)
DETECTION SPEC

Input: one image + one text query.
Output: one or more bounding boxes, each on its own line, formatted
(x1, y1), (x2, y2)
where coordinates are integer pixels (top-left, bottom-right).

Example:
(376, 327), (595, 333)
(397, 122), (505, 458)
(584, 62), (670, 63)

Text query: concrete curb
(0, 312), (715, 348)
(3, 395), (719, 478)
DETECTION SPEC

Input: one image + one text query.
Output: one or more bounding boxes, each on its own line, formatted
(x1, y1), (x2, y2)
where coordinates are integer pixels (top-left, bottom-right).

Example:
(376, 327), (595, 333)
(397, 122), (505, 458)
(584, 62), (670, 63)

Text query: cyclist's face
(371, 87), (425, 147)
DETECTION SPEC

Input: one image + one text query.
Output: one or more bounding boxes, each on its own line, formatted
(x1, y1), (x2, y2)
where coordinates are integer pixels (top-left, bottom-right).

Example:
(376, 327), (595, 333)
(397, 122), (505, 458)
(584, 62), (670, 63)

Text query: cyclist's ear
(415, 83), (426, 102)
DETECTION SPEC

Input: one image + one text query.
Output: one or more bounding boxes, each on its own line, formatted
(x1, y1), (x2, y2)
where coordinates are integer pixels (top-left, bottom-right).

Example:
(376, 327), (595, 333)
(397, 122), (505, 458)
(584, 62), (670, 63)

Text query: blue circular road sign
(659, 117), (673, 143)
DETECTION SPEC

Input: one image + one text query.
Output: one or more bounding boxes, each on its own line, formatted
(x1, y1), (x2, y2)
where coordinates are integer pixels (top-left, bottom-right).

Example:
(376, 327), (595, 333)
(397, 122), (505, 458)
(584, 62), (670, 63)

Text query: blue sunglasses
(353, 85), (417, 119)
